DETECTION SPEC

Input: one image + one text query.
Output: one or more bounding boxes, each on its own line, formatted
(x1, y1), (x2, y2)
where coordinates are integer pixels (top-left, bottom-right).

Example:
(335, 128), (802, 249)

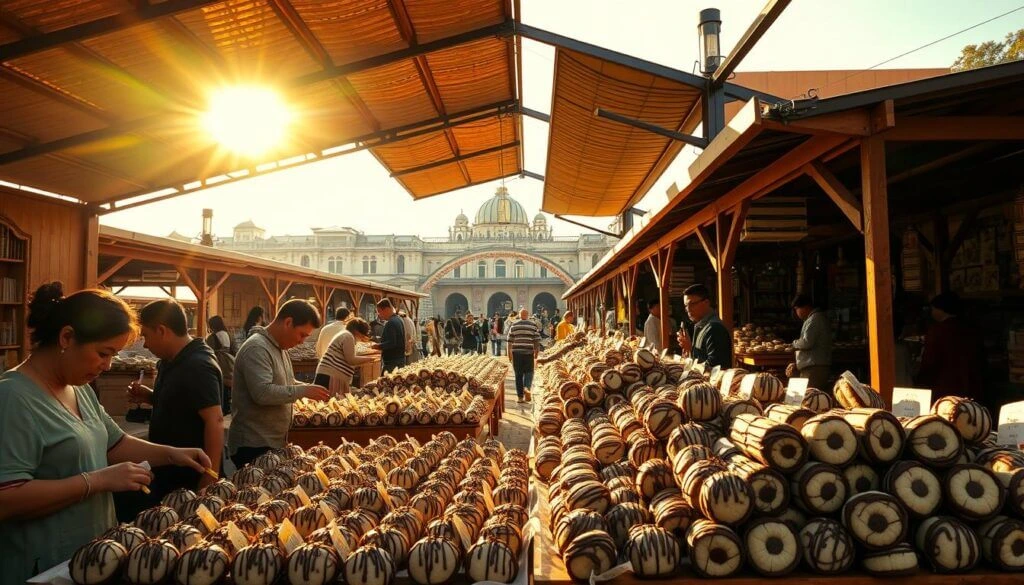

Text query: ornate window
(514, 260), (525, 279)
(494, 260), (506, 278)
(362, 256), (369, 274)
(370, 256), (378, 274)
(328, 256), (342, 274)
(397, 255), (406, 274)
(300, 255), (310, 268)
(454, 265), (461, 278)
(540, 266), (548, 278)
(478, 261), (486, 278)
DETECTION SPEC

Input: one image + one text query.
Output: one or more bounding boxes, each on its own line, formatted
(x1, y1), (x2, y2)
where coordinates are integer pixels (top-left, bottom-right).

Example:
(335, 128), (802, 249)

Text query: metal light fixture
(201, 208), (214, 246)
(698, 8), (723, 76)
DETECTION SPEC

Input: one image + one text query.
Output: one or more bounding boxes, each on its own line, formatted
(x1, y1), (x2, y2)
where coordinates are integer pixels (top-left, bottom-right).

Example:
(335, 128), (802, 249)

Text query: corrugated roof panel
(0, 155), (146, 201)
(426, 36), (513, 114)
(448, 115), (515, 153)
(0, 75), (107, 144)
(404, 0), (507, 44)
(290, 0), (407, 65)
(289, 78), (376, 145)
(459, 147), (519, 184)
(1, 0), (124, 33)
(371, 130), (454, 173)
(393, 162), (466, 197)
(543, 48), (701, 217)
(176, 0), (321, 80)
(347, 59), (441, 128)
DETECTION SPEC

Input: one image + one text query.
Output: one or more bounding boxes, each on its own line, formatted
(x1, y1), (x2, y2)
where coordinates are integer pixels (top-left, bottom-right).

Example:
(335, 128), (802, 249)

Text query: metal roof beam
(711, 0), (791, 88)
(290, 21), (513, 88)
(595, 108), (709, 148)
(520, 106), (549, 122)
(389, 141), (520, 178)
(0, 0), (221, 62)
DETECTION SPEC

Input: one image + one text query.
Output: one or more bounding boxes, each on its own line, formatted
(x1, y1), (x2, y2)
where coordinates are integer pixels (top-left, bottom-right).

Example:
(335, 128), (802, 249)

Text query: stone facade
(216, 187), (616, 319)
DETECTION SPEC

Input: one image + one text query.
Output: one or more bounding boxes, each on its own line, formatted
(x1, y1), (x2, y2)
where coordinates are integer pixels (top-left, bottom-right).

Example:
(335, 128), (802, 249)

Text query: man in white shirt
(398, 309), (420, 364)
(315, 307), (350, 359)
(643, 298), (663, 351)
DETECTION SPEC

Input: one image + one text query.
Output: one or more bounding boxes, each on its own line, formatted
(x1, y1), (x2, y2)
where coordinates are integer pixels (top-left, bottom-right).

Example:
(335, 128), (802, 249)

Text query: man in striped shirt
(507, 308), (540, 403)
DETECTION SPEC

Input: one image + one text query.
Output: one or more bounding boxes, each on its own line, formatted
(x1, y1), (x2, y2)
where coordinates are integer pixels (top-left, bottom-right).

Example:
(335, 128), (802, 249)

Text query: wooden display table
(292, 356), (382, 386)
(735, 346), (867, 370)
(287, 397), (498, 447)
(532, 479), (1018, 585)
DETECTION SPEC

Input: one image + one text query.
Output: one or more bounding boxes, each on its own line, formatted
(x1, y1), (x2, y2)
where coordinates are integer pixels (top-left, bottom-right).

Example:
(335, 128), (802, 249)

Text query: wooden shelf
(0, 344), (20, 350)
(0, 301), (23, 305)
(0, 257), (24, 263)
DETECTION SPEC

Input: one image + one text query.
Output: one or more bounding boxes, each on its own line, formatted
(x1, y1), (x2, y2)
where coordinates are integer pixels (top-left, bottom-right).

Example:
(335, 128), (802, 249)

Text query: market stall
(565, 64), (1024, 407)
(528, 332), (1024, 585)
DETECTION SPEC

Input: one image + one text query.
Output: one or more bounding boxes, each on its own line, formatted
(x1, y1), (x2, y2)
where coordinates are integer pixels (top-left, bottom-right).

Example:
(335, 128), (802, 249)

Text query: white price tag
(785, 378), (809, 405)
(996, 400), (1024, 448)
(710, 365), (722, 378)
(739, 373), (757, 399)
(638, 336), (646, 348)
(719, 370), (738, 398)
(693, 362), (707, 375)
(891, 387), (932, 418)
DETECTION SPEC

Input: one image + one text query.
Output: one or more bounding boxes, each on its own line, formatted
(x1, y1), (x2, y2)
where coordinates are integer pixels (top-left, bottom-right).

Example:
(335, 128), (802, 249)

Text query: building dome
(454, 211), (469, 226)
(475, 186), (527, 225)
(534, 212), (547, 223)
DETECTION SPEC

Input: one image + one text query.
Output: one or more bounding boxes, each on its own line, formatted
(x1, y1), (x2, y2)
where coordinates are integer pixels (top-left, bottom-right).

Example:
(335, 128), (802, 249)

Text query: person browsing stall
(507, 308), (541, 403)
(788, 295), (833, 391)
(643, 299), (664, 351)
(677, 284), (732, 369)
(371, 298), (407, 373)
(0, 283), (211, 585)
(556, 310), (576, 341)
(916, 292), (983, 401)
(315, 307), (351, 359)
(398, 309), (420, 364)
(128, 300), (225, 500)
(205, 315), (237, 414)
(315, 318), (376, 395)
(228, 299), (329, 468)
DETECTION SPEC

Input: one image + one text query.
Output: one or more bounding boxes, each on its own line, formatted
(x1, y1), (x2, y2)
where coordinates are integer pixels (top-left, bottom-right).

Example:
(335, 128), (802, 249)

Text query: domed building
(218, 186), (614, 320)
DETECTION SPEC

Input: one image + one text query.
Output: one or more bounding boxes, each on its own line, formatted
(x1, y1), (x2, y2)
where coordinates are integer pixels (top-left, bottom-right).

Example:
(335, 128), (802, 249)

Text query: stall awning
(0, 0), (521, 207)
(542, 48), (702, 216)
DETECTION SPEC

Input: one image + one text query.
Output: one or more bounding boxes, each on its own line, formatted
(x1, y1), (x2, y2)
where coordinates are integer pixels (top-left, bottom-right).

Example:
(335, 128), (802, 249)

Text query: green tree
(952, 28), (1024, 71)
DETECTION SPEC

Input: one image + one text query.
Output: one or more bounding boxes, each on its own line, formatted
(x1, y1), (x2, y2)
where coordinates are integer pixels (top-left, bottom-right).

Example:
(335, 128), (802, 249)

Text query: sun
(201, 85), (293, 157)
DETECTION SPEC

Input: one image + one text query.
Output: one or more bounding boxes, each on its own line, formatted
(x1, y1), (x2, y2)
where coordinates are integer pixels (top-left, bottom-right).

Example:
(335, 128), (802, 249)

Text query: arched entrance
(533, 292), (558, 316)
(488, 292), (513, 317)
(444, 293), (469, 318)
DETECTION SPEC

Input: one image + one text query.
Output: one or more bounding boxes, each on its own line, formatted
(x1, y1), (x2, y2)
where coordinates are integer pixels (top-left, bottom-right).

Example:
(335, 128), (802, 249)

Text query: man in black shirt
(677, 284), (733, 369)
(372, 298), (406, 372)
(127, 300), (224, 503)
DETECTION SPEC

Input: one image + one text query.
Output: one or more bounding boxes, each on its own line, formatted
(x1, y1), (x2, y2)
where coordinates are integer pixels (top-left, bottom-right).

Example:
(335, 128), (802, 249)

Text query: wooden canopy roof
(564, 61), (1024, 299)
(0, 0), (523, 208)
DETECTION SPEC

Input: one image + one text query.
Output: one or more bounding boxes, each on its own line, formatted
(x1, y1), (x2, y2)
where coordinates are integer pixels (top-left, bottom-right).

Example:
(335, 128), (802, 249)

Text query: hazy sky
(99, 0), (1024, 240)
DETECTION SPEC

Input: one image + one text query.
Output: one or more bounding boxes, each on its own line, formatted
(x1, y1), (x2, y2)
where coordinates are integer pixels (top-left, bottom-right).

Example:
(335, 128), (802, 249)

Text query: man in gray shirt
(228, 299), (330, 468)
(789, 294), (833, 391)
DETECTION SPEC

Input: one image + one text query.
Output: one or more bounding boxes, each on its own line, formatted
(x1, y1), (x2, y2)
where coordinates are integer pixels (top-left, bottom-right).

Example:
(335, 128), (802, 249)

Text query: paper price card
(710, 365), (722, 378)
(661, 348), (670, 360)
(481, 486), (495, 513)
(785, 378), (809, 405)
(739, 374), (757, 399)
(450, 515), (474, 553)
(195, 504), (220, 533)
(891, 388), (932, 418)
(278, 519), (304, 554)
(225, 522), (250, 552)
(693, 362), (707, 375)
(294, 485), (312, 507)
(328, 521), (352, 558)
(719, 370), (738, 399)
(257, 487), (273, 505)
(314, 464), (331, 489)
(319, 500), (336, 522)
(996, 400), (1024, 448)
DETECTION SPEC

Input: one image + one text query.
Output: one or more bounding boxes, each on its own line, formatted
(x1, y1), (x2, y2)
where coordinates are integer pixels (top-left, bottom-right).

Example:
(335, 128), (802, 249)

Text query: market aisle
(496, 356), (534, 451)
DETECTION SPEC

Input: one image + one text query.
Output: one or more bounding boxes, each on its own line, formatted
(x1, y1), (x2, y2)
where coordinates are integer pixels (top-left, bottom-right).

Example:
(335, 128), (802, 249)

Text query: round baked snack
(125, 539), (179, 585)
(562, 530), (616, 582)
(625, 524), (680, 578)
(743, 517), (800, 577)
(232, 544), (283, 585)
(69, 539), (128, 585)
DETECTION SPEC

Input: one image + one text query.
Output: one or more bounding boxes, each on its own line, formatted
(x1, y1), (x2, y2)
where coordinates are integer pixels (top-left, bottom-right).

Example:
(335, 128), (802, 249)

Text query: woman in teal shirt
(0, 283), (212, 585)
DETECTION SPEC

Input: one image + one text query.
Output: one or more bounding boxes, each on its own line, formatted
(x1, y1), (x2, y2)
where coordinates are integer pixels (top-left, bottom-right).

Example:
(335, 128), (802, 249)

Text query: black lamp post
(698, 8), (723, 76)
(200, 208), (214, 246)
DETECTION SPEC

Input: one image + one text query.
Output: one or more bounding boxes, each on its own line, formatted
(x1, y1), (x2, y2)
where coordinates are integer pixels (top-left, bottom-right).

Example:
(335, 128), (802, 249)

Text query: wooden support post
(196, 268), (208, 337)
(614, 275), (624, 335)
(351, 291), (364, 317)
(714, 212), (735, 330)
(176, 267), (201, 298)
(85, 212), (99, 289)
(627, 266), (639, 335)
(861, 135), (896, 406)
(257, 277), (276, 315)
(658, 244), (675, 351)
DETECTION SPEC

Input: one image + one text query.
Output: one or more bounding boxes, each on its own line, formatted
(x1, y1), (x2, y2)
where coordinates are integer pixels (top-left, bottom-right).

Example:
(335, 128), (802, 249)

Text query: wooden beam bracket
(805, 160), (864, 233)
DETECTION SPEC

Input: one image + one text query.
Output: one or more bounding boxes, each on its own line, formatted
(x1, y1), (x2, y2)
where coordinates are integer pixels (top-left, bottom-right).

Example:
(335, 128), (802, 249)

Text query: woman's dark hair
(208, 315), (228, 333)
(791, 294), (814, 309)
(346, 318), (371, 337)
(243, 306), (264, 334)
(27, 282), (139, 349)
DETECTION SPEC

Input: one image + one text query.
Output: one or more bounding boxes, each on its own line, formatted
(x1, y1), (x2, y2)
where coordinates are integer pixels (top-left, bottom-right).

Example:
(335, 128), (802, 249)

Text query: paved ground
(494, 357), (535, 452)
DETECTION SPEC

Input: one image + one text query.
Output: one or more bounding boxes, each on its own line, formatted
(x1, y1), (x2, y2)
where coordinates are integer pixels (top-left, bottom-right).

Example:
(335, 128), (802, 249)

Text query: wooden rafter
(97, 257), (131, 284)
(257, 277), (275, 307)
(804, 160), (863, 233)
(205, 271), (231, 296)
(175, 266), (200, 298)
(387, 0), (473, 185)
(694, 226), (718, 271)
(943, 209), (981, 266)
(884, 116), (1024, 141)
(720, 201), (749, 270)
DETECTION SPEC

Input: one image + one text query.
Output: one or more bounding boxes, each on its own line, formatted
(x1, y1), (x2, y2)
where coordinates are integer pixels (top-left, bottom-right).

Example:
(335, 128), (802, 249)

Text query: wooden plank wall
(0, 187), (88, 291)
